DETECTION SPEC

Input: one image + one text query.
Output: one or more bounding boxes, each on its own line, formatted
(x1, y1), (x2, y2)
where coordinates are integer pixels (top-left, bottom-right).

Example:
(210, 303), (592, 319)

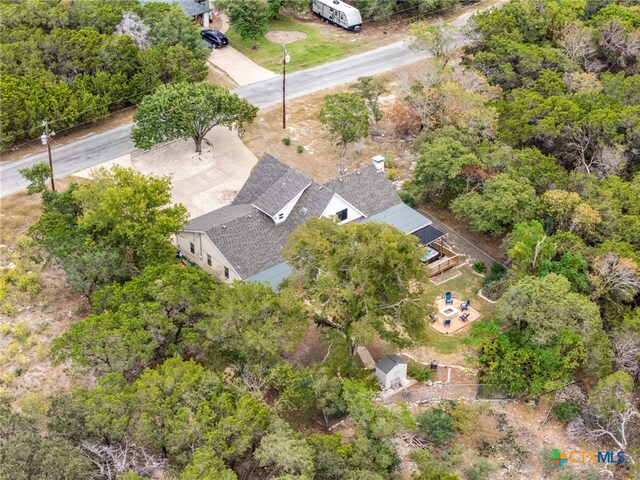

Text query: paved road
(1, 1), (506, 197)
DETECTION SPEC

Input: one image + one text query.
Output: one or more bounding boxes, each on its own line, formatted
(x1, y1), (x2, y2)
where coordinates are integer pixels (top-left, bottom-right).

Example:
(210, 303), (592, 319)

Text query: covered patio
(430, 294), (481, 334)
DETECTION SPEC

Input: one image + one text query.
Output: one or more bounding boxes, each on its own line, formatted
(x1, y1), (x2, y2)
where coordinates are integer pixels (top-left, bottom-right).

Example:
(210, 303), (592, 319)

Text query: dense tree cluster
(8, 164), (436, 479)
(22, 165), (188, 296)
(396, 0), (640, 461)
(0, 0), (208, 149)
(351, 0), (461, 22)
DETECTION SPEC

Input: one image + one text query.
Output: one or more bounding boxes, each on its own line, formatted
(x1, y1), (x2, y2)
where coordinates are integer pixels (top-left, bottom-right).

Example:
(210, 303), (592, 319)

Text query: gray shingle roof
(185, 204), (255, 232)
(325, 164), (402, 217)
(234, 154), (310, 214)
(252, 169), (311, 217)
(189, 155), (408, 281)
(140, 0), (211, 16)
(203, 178), (335, 278)
(376, 355), (407, 374)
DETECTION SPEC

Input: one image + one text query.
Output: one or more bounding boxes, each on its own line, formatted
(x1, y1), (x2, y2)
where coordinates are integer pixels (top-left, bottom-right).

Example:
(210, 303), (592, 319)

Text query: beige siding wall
(175, 232), (241, 283)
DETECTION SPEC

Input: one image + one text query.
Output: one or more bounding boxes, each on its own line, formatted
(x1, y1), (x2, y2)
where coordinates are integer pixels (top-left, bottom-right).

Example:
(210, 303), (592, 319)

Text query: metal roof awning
(362, 203), (431, 234)
(245, 262), (292, 290)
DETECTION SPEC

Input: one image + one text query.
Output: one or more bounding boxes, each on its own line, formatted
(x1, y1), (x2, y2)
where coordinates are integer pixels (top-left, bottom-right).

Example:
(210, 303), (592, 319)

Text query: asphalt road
(1, 1), (505, 197)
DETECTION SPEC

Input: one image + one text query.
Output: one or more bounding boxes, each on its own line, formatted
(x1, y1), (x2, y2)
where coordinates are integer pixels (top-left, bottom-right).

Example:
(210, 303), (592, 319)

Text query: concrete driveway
(208, 46), (277, 86)
(75, 127), (258, 218)
(135, 126), (258, 217)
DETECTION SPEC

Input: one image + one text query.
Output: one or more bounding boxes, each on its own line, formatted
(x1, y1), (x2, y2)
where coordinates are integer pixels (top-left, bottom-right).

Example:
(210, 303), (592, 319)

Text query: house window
(278, 213), (284, 220)
(207, 254), (212, 266)
(224, 267), (229, 279)
(190, 242), (195, 254)
(336, 208), (348, 221)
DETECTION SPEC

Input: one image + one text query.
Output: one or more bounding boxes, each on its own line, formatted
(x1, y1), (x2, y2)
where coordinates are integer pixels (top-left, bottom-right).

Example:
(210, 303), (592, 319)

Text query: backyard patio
(429, 292), (482, 334)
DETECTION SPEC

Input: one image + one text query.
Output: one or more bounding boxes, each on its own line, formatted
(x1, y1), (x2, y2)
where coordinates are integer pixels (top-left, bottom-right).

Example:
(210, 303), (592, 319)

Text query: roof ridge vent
(300, 207), (308, 216)
(222, 225), (226, 229)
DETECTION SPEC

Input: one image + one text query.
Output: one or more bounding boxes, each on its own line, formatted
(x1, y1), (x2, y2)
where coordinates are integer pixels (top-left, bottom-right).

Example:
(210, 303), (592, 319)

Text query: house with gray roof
(139, 0), (211, 18)
(176, 153), (447, 288)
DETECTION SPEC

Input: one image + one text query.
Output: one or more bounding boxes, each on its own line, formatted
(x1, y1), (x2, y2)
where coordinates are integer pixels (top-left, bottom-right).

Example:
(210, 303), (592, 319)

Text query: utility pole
(40, 121), (56, 192)
(282, 44), (290, 129)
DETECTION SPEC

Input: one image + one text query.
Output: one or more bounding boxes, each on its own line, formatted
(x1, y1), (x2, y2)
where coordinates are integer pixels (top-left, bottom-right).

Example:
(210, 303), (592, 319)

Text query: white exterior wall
(320, 194), (364, 224)
(273, 185), (309, 224)
(375, 364), (407, 389)
(175, 231), (241, 283)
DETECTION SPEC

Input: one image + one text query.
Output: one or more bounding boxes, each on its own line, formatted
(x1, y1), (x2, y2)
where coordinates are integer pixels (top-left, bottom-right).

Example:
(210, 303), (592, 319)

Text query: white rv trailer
(311, 0), (362, 32)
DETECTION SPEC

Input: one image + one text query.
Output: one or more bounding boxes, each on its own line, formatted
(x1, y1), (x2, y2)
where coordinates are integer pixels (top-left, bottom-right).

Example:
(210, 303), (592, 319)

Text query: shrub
(386, 167), (398, 181)
(407, 362), (434, 382)
(551, 401), (580, 423)
(480, 278), (508, 301)
(281, 137), (291, 146)
(296, 145), (304, 153)
(472, 261), (487, 274)
(0, 324), (11, 336)
(388, 101), (421, 136)
(482, 262), (506, 286)
(416, 408), (457, 445)
(12, 321), (31, 342)
(399, 191), (417, 208)
(463, 459), (494, 480)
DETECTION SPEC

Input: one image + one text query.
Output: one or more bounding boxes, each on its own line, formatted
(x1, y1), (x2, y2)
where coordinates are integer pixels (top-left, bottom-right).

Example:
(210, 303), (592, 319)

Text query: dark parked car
(200, 29), (229, 48)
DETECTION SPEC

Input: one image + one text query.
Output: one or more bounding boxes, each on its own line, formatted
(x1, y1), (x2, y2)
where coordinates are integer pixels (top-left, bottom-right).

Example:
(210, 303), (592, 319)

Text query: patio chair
(460, 313), (470, 322)
(431, 315), (439, 323)
(445, 292), (453, 305)
(443, 319), (452, 327)
(460, 300), (470, 311)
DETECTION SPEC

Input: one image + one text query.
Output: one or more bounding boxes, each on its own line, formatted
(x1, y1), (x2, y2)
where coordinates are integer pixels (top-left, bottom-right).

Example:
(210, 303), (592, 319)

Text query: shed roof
(362, 202), (431, 234)
(376, 355), (407, 374)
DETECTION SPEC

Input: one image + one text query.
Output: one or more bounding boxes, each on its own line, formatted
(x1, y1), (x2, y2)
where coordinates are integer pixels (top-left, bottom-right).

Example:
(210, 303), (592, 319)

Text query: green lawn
(224, 16), (371, 73)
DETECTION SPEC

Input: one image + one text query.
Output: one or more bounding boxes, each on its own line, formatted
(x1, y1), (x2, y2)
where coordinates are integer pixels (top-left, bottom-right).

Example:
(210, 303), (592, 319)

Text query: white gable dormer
(273, 186), (308, 224)
(320, 193), (365, 224)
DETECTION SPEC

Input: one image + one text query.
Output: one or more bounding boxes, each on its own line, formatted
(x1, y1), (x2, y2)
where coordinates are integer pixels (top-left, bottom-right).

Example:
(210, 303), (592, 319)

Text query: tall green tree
(282, 218), (430, 356)
(74, 166), (188, 269)
(451, 174), (539, 236)
(351, 76), (389, 124)
(27, 167), (187, 295)
(496, 274), (612, 380)
(318, 93), (369, 175)
(132, 82), (258, 153)
(222, 0), (270, 42)
(52, 263), (219, 377)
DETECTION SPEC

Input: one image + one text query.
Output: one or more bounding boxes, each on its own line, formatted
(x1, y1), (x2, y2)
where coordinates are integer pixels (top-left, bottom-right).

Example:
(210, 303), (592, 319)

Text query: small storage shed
(375, 355), (408, 389)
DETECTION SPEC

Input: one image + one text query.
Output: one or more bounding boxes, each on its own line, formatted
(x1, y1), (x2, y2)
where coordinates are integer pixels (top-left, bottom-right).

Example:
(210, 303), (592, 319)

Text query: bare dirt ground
(242, 83), (407, 183)
(390, 399), (577, 480)
(266, 30), (308, 44)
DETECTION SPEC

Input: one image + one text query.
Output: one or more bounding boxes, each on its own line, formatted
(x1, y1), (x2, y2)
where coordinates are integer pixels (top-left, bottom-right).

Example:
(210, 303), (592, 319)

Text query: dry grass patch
(0, 183), (91, 398)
